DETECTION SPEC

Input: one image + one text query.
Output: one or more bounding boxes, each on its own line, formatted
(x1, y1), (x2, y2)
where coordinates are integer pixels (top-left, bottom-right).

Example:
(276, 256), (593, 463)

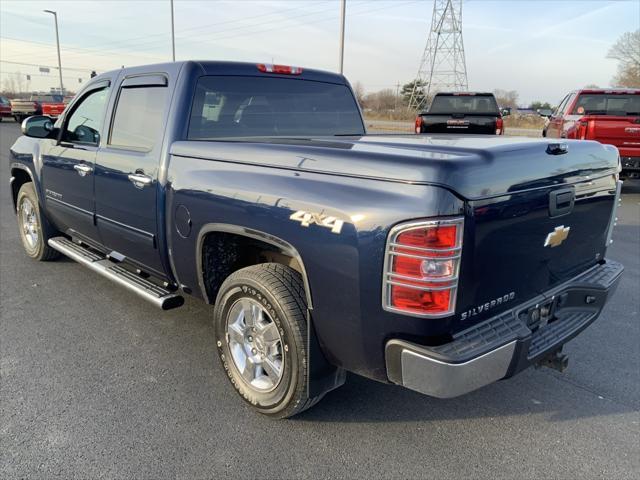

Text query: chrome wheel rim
(226, 297), (284, 392)
(20, 198), (39, 250)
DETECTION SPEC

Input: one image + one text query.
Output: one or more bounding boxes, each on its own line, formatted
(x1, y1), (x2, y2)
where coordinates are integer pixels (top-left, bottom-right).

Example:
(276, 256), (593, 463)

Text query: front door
(546, 94), (569, 138)
(41, 82), (110, 243)
(94, 74), (169, 275)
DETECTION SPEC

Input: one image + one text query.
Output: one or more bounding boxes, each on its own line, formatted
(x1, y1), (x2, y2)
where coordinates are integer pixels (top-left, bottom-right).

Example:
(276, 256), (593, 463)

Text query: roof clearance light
(257, 63), (303, 75)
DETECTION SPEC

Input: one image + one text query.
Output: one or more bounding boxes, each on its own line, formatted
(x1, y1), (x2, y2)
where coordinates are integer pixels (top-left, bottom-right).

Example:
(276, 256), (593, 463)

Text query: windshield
(188, 76), (364, 139)
(572, 94), (640, 116)
(428, 94), (499, 115)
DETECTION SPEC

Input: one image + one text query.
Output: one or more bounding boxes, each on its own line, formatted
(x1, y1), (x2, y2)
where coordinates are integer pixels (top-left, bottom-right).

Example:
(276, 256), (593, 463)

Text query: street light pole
(338, 0), (346, 74)
(170, 0), (176, 61)
(43, 10), (63, 94)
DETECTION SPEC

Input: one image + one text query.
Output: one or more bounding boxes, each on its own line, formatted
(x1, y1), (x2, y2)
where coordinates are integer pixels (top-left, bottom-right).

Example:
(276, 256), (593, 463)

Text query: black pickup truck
(9, 61), (623, 418)
(415, 92), (506, 135)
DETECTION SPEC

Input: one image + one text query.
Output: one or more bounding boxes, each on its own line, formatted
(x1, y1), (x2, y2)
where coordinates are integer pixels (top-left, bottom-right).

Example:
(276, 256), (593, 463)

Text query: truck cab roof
(96, 60), (348, 86)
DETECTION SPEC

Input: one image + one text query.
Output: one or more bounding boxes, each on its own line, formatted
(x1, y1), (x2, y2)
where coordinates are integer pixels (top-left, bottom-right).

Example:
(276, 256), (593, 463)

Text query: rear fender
(195, 223), (344, 398)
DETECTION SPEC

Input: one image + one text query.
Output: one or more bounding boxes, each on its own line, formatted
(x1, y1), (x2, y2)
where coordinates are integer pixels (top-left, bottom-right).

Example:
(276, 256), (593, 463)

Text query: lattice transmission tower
(408, 0), (468, 111)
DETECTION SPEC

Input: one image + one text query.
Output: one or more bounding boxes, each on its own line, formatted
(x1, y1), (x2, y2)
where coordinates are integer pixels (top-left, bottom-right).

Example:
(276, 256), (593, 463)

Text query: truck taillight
(383, 218), (463, 317)
(257, 63), (302, 75)
(496, 117), (504, 135)
(576, 118), (595, 140)
(415, 116), (423, 134)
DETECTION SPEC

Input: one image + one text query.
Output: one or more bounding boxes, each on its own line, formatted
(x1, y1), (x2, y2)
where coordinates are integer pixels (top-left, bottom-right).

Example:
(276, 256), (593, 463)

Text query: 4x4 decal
(289, 210), (344, 234)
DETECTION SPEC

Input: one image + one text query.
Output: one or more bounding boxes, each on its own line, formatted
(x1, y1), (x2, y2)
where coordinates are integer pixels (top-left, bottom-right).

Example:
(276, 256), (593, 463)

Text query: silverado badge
(544, 225), (570, 248)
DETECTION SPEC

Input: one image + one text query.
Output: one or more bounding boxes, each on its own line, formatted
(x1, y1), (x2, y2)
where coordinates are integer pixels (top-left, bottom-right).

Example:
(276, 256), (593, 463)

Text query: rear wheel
(213, 263), (323, 418)
(16, 183), (60, 261)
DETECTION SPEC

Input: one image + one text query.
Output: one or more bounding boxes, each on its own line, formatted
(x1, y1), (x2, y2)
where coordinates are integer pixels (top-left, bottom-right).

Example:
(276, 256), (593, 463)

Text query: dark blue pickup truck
(9, 61), (623, 418)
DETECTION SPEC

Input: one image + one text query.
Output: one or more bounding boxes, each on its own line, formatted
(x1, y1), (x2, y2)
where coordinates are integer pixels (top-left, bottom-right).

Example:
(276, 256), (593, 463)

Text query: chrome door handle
(74, 163), (93, 177)
(127, 173), (153, 188)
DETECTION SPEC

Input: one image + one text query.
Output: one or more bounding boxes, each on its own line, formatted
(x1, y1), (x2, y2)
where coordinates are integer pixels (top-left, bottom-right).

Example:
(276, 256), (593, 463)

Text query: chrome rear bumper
(385, 259), (623, 398)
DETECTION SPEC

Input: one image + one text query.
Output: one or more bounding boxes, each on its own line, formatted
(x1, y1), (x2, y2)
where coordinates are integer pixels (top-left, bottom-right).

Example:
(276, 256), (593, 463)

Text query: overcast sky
(1, 0), (638, 105)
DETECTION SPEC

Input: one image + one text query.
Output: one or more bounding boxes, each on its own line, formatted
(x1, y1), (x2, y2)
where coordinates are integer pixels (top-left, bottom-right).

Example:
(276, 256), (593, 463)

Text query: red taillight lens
(257, 63), (302, 75)
(415, 116), (423, 134)
(496, 117), (504, 135)
(383, 218), (463, 317)
(396, 225), (457, 249)
(391, 285), (452, 314)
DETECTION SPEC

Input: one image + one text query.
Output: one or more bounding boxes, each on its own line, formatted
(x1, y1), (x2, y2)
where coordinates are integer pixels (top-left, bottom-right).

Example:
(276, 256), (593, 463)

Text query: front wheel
(213, 263), (324, 418)
(16, 183), (60, 261)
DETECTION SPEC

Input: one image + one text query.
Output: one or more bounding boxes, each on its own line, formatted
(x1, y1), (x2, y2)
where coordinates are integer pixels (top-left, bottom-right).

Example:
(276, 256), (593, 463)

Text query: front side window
(188, 76), (364, 139)
(62, 87), (109, 145)
(554, 95), (570, 117)
(109, 86), (168, 151)
(562, 93), (576, 115)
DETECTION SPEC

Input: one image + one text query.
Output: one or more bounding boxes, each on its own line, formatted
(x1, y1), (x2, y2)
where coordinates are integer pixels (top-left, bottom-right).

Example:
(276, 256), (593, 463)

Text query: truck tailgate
(10, 100), (36, 113)
(588, 115), (640, 150)
(421, 114), (498, 134)
(42, 103), (66, 117)
(456, 173), (618, 327)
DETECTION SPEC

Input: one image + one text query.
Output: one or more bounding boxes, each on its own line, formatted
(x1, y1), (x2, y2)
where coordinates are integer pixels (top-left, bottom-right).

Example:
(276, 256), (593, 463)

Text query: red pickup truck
(10, 93), (66, 123)
(544, 89), (640, 179)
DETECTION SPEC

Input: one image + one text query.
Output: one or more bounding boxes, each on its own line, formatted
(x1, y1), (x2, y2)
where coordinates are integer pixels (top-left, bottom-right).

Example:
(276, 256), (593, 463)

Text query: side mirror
(501, 109), (511, 117)
(21, 115), (56, 139)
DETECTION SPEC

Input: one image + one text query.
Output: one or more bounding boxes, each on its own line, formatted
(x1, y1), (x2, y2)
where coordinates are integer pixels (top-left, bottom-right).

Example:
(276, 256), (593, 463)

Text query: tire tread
(217, 263), (322, 418)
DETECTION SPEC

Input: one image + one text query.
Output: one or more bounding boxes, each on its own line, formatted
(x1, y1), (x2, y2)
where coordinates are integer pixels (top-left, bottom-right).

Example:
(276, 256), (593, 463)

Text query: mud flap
(306, 309), (346, 398)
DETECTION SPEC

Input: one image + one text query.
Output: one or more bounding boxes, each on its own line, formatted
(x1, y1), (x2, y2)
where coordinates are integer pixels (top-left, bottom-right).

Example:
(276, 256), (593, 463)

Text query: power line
(0, 2), (348, 65)
(0, 70), (87, 81)
(2, 0), (418, 70)
(0, 60), (92, 72)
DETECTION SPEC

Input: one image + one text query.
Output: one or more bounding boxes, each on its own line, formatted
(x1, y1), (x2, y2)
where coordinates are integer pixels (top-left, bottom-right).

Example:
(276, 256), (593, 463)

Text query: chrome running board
(48, 237), (184, 310)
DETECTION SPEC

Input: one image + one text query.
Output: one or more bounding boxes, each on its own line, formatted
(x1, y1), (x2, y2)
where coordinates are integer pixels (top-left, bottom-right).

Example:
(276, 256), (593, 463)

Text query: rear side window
(428, 94), (499, 114)
(188, 76), (364, 139)
(110, 86), (167, 150)
(572, 94), (640, 116)
(33, 94), (63, 102)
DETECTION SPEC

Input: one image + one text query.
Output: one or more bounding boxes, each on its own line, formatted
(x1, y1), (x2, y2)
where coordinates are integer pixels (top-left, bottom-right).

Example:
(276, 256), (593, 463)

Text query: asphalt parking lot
(1, 120), (638, 479)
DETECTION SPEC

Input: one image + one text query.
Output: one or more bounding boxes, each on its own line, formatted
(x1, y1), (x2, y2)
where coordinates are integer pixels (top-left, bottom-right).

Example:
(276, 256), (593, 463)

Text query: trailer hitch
(536, 349), (569, 373)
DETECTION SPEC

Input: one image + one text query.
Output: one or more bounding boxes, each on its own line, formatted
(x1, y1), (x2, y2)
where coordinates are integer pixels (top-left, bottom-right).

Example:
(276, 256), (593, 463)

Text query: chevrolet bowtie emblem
(544, 225), (571, 248)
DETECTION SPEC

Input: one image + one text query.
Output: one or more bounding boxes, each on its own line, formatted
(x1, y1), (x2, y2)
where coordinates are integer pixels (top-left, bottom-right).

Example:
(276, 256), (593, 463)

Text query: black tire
(16, 183), (60, 261)
(213, 263), (323, 418)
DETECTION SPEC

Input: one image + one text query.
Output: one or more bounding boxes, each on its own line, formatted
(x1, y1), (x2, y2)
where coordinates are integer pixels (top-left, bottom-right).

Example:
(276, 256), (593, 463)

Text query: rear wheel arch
(196, 224), (313, 309)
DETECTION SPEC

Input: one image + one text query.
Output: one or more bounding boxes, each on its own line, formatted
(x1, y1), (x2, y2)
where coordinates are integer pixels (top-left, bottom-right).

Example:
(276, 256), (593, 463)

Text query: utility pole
(395, 81), (400, 111)
(338, 0), (346, 74)
(43, 10), (64, 94)
(170, 0), (176, 61)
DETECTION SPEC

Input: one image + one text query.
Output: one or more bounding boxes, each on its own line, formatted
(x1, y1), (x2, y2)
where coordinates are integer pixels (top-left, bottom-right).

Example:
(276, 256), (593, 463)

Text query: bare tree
(364, 89), (399, 112)
(2, 72), (27, 96)
(607, 30), (640, 87)
(352, 81), (365, 106)
(493, 89), (519, 109)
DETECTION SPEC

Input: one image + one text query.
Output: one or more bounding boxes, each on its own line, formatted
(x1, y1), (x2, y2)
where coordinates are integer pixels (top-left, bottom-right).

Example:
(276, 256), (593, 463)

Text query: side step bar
(48, 237), (184, 310)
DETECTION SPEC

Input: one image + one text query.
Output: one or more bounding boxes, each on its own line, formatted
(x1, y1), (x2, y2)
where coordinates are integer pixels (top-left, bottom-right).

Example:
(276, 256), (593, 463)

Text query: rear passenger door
(94, 74), (169, 276)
